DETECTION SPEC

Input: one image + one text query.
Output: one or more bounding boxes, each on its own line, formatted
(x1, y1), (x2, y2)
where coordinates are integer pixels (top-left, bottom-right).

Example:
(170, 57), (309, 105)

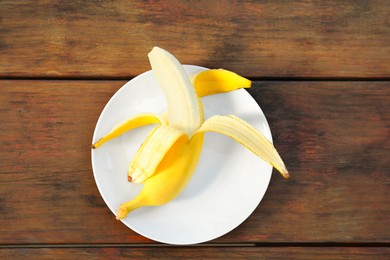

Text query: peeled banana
(92, 46), (289, 220)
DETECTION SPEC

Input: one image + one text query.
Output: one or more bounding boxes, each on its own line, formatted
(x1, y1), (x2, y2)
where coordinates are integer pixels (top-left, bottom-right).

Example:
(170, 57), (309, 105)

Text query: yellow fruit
(128, 125), (185, 184)
(92, 46), (289, 220)
(117, 133), (204, 219)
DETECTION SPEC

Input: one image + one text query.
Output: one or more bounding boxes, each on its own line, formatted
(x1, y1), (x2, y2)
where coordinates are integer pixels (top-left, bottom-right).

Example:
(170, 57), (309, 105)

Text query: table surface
(1, 1), (389, 259)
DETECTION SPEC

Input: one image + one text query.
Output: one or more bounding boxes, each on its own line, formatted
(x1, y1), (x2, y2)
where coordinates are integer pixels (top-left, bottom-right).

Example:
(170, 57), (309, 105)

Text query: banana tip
(116, 207), (127, 220)
(92, 138), (103, 149)
(282, 171), (290, 179)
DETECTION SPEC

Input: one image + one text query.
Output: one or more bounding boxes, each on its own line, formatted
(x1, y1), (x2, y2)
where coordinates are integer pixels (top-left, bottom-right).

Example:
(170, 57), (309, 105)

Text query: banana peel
(92, 47), (289, 220)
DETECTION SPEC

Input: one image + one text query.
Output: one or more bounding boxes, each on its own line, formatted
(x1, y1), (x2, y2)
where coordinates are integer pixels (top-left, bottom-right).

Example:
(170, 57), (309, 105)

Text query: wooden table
(1, 1), (389, 259)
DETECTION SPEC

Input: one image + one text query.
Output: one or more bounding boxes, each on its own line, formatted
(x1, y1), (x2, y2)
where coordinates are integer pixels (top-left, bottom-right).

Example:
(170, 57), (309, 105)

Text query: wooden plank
(0, 1), (389, 78)
(0, 247), (389, 259)
(0, 80), (389, 244)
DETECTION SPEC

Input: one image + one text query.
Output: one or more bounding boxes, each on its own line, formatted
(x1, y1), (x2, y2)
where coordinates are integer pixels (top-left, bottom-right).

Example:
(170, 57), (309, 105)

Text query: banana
(128, 125), (185, 184)
(117, 133), (204, 219)
(92, 46), (289, 220)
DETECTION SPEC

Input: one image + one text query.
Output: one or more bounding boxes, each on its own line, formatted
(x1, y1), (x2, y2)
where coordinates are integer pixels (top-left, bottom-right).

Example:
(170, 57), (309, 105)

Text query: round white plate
(91, 65), (273, 245)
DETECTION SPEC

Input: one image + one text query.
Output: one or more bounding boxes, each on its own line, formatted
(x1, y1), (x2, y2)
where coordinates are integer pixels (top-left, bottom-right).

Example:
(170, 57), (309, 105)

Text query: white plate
(91, 65), (273, 245)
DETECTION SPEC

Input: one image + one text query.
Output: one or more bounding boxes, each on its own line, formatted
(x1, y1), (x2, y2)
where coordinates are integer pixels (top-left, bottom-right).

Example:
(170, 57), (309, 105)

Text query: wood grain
(0, 80), (388, 244)
(0, 1), (389, 78)
(1, 247), (390, 260)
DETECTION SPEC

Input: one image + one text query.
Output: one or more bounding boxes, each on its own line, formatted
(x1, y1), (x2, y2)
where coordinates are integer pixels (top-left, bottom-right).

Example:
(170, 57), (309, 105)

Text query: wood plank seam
(0, 243), (389, 249)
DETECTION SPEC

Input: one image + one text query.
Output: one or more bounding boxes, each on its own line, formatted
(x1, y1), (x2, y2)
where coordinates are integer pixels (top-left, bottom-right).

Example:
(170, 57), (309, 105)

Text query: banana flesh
(128, 125), (186, 184)
(148, 47), (203, 137)
(117, 133), (204, 219)
(92, 47), (289, 220)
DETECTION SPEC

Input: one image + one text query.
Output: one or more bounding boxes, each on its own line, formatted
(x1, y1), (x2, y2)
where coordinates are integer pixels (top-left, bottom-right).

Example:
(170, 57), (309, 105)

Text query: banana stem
(116, 193), (145, 220)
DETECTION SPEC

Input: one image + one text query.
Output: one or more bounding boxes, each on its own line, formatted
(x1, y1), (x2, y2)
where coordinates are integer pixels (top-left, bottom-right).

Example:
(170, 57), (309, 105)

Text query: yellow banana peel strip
(193, 69), (252, 97)
(197, 115), (289, 178)
(92, 113), (165, 149)
(128, 125), (186, 184)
